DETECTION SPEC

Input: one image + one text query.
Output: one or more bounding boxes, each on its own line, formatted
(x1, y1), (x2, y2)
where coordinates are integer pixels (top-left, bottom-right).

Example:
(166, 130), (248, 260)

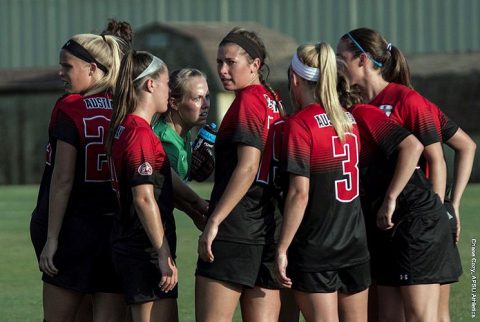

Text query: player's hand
(275, 252), (292, 288)
(377, 197), (396, 230)
(198, 220), (218, 262)
(39, 238), (59, 277)
(157, 248), (178, 293)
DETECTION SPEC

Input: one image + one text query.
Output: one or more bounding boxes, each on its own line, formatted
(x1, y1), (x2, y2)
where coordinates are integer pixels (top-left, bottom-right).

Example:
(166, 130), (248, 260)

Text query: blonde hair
(296, 42), (352, 140)
(70, 33), (124, 96)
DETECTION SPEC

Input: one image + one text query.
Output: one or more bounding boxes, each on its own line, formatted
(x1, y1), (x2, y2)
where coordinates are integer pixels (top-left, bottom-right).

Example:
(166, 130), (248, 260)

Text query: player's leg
(92, 292), (126, 322)
(400, 284), (440, 322)
(195, 276), (242, 322)
(377, 286), (405, 322)
(294, 290), (338, 322)
(279, 288), (300, 322)
(43, 282), (84, 322)
(74, 295), (93, 322)
(151, 299), (178, 322)
(438, 284), (451, 322)
(240, 287), (280, 322)
(338, 289), (368, 322)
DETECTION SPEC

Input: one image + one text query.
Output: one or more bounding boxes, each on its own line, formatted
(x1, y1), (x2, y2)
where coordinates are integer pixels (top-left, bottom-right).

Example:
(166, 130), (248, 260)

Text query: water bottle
(189, 123), (217, 181)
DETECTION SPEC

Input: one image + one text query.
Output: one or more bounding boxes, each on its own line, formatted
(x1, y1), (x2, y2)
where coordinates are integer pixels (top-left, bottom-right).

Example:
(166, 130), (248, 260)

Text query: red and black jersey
(351, 103), (440, 222)
(283, 103), (369, 271)
(430, 102), (459, 142)
(351, 104), (411, 197)
(370, 83), (442, 147)
(33, 92), (116, 223)
(109, 114), (175, 249)
(209, 85), (281, 244)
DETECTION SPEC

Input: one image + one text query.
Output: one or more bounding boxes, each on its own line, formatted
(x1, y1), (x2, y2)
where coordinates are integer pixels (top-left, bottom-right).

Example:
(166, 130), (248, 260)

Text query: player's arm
(423, 142), (447, 202)
(171, 170), (208, 231)
(40, 140), (76, 276)
(275, 174), (309, 288)
(132, 183), (177, 292)
(198, 144), (261, 262)
(445, 128), (476, 241)
(377, 135), (423, 230)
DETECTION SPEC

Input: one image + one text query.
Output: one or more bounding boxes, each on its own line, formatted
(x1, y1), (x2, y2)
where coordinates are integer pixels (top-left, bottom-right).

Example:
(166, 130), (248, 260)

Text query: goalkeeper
(153, 68), (213, 230)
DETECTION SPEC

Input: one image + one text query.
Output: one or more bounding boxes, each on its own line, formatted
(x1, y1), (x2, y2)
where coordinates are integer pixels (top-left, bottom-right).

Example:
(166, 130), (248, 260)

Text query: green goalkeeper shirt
(153, 119), (192, 180)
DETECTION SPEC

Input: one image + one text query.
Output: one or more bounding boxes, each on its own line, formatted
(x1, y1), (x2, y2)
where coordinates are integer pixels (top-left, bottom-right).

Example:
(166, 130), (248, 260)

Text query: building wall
(1, 0), (479, 69)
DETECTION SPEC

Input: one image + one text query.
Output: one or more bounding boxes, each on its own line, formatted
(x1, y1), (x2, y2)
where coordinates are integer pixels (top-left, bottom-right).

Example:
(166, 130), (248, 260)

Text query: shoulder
(55, 93), (84, 112)
(235, 85), (270, 107)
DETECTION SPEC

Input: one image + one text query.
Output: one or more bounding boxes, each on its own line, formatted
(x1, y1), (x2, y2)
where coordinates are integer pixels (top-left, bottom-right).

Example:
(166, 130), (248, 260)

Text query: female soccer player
(106, 51), (178, 322)
(337, 27), (469, 322)
(30, 33), (126, 322)
(275, 42), (370, 322)
(153, 68), (211, 230)
(196, 27), (284, 322)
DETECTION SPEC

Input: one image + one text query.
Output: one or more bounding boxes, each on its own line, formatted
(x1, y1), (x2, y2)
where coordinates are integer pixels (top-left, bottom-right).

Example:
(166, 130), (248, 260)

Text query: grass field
(0, 183), (478, 321)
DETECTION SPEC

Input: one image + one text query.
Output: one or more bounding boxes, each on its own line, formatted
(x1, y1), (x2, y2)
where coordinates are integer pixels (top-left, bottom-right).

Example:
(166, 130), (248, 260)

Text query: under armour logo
(446, 211), (454, 220)
(399, 274), (409, 280)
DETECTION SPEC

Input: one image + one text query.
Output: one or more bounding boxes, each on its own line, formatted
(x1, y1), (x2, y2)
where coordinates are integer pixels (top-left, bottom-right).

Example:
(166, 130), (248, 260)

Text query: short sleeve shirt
(209, 85), (281, 244)
(33, 92), (117, 222)
(110, 114), (175, 249)
(283, 103), (369, 271)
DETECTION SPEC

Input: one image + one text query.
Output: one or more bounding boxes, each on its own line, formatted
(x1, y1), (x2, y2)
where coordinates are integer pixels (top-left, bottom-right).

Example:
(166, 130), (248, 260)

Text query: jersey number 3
(84, 116), (110, 182)
(332, 133), (359, 202)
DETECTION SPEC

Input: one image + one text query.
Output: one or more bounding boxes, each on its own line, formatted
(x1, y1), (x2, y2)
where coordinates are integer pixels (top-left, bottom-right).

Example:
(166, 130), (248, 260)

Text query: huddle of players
(29, 17), (475, 322)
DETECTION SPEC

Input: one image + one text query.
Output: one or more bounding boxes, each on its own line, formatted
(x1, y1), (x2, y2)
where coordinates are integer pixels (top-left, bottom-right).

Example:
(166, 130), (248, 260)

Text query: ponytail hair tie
(386, 43), (392, 52)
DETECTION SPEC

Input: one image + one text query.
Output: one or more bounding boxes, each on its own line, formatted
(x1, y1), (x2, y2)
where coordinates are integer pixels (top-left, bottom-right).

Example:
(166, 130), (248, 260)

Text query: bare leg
(130, 299), (177, 322)
(367, 284), (378, 322)
(438, 284), (451, 322)
(240, 287), (280, 322)
(43, 282), (84, 322)
(74, 295), (93, 322)
(279, 289), (300, 322)
(400, 284), (440, 322)
(338, 289), (368, 322)
(92, 292), (126, 322)
(377, 286), (405, 322)
(294, 290), (339, 322)
(195, 276), (242, 322)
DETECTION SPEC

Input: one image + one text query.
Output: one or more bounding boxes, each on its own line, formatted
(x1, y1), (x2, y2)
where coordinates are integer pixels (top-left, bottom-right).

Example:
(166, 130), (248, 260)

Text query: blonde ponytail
(297, 43), (352, 140)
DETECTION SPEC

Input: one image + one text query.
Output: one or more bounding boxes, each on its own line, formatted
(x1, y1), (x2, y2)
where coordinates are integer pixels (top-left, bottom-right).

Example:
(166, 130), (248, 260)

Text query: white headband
(133, 54), (164, 82)
(291, 53), (319, 81)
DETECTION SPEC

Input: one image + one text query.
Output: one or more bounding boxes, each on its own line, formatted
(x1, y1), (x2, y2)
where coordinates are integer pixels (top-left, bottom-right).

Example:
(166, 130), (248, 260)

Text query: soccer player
(29, 33), (126, 322)
(275, 42), (370, 322)
(196, 27), (284, 322)
(152, 68), (211, 230)
(106, 51), (178, 322)
(337, 27), (469, 322)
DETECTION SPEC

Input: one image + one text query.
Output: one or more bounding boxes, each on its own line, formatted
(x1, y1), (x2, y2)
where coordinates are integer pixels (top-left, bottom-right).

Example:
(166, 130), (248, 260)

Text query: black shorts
(31, 213), (122, 294)
(113, 243), (178, 305)
(196, 240), (280, 289)
(438, 201), (463, 284)
(288, 261), (371, 294)
(373, 203), (456, 286)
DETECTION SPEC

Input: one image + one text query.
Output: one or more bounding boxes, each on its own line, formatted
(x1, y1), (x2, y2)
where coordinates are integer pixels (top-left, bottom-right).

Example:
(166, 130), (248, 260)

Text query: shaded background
(0, 0), (478, 184)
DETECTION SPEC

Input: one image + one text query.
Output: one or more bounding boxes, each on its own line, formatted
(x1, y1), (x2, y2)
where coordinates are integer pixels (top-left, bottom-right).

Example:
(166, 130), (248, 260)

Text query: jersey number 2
(84, 116), (110, 182)
(332, 133), (359, 202)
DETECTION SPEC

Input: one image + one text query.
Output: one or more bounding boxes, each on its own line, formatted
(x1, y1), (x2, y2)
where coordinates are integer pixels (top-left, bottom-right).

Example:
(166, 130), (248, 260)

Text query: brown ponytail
(340, 28), (413, 88)
(106, 51), (166, 154)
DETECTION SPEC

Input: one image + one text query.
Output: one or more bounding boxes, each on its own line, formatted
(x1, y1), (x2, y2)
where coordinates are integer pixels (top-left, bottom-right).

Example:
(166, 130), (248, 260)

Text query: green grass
(0, 184), (478, 321)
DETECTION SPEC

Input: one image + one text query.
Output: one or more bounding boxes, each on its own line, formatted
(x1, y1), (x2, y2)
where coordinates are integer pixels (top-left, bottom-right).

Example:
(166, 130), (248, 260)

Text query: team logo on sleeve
(138, 162), (153, 176)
